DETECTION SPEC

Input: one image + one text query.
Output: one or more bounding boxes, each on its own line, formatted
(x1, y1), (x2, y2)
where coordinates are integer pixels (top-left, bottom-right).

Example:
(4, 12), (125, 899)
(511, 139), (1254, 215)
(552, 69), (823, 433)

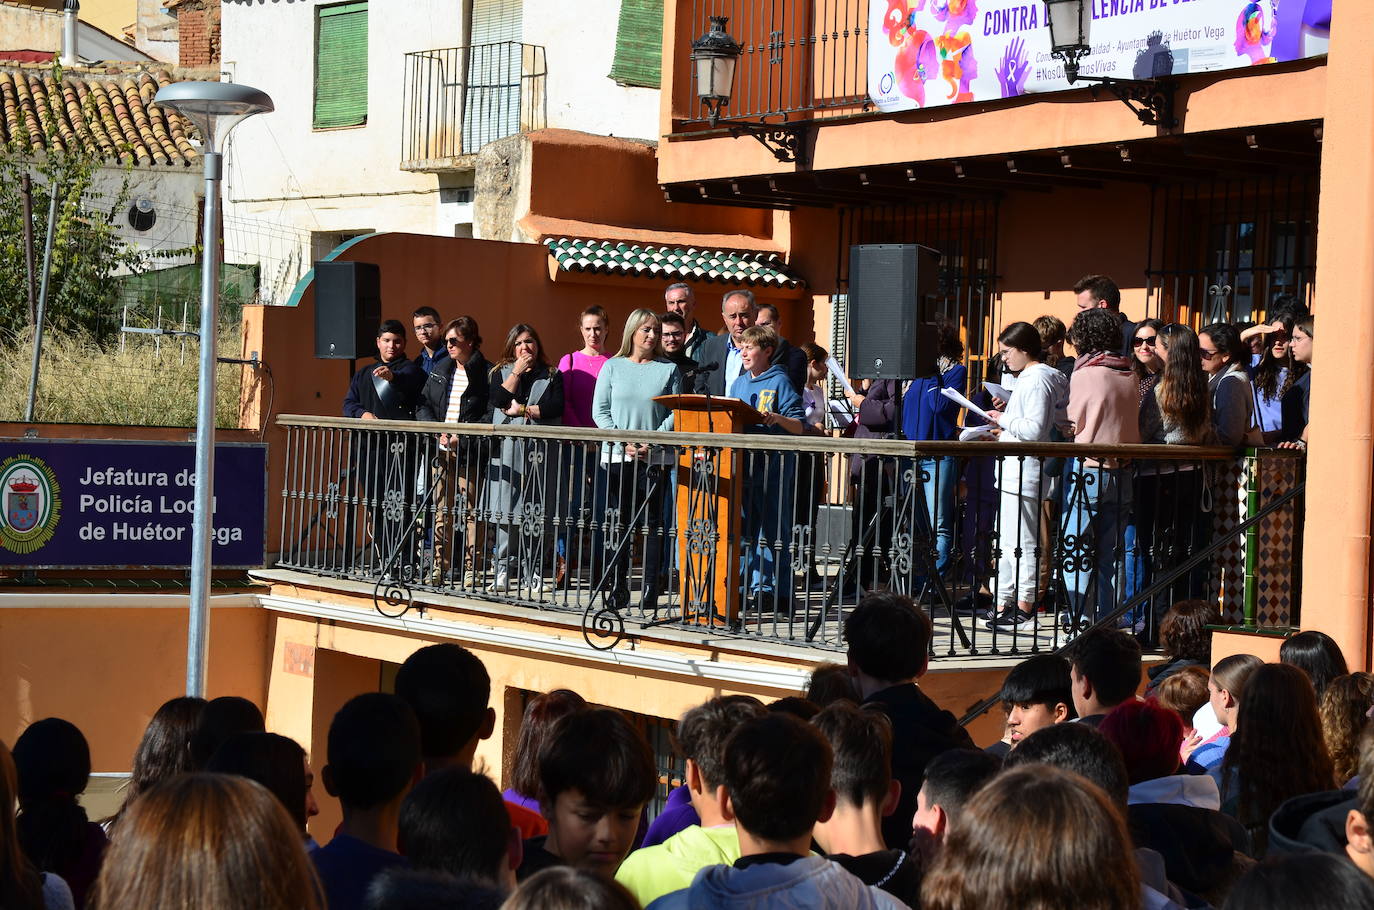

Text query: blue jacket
(647, 856), (908, 910)
(731, 364), (804, 435)
(900, 363), (966, 441)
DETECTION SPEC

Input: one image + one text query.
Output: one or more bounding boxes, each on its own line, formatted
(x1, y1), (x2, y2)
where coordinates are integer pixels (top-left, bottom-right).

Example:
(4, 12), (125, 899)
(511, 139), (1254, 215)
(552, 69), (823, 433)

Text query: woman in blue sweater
(591, 309), (682, 612)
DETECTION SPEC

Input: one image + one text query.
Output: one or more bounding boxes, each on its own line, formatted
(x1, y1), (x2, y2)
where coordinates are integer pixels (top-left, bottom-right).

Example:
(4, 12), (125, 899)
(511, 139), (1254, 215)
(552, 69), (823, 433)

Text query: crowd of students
(3, 593), (1370, 909)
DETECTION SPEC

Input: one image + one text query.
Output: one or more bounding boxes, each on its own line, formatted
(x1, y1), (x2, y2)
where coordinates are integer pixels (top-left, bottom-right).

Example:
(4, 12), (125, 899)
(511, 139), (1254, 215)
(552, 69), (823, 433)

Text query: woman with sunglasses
(1130, 319), (1165, 403)
(1198, 323), (1262, 449)
(1136, 324), (1216, 625)
(1242, 308), (1309, 446)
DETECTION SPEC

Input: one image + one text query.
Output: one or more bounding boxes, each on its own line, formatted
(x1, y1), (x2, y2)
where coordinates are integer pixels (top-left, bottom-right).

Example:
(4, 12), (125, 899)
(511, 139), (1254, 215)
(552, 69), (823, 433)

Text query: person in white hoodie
(984, 322), (1070, 631)
(647, 713), (908, 910)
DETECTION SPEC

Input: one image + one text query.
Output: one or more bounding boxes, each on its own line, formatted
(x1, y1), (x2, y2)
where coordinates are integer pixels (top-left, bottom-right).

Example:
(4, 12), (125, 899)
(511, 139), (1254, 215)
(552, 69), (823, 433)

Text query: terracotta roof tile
(0, 64), (199, 166)
(545, 237), (806, 289)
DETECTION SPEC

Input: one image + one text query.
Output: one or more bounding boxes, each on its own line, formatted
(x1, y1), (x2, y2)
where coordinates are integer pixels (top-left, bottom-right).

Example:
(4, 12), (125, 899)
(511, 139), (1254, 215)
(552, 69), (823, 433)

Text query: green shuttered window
(609, 0), (662, 88)
(314, 1), (368, 129)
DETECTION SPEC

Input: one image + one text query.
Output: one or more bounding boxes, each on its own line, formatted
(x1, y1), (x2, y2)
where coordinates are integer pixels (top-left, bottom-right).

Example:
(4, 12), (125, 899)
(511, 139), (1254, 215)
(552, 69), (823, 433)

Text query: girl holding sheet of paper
(983, 322), (1070, 631)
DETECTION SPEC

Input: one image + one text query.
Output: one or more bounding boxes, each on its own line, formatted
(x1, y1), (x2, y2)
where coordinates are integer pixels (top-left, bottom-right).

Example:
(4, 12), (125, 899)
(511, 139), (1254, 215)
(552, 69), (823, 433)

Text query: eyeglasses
(444, 337), (465, 347)
(415, 322), (438, 332)
(1199, 348), (1221, 360)
(1132, 335), (1158, 348)
(662, 331), (684, 340)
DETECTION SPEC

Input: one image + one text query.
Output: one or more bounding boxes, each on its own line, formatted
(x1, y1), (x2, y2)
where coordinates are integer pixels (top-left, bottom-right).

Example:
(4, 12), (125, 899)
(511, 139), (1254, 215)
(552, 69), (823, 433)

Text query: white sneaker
(525, 577), (546, 595)
(486, 573), (511, 593)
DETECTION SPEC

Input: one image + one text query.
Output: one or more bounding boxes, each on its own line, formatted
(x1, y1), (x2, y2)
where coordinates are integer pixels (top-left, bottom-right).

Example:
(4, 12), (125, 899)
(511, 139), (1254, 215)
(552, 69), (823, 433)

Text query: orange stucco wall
(0, 600), (269, 772)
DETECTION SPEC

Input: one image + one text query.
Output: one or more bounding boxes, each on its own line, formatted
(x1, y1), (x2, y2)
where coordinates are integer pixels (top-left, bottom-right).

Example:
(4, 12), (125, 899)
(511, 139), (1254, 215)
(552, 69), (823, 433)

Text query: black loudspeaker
(847, 244), (940, 379)
(314, 261), (382, 359)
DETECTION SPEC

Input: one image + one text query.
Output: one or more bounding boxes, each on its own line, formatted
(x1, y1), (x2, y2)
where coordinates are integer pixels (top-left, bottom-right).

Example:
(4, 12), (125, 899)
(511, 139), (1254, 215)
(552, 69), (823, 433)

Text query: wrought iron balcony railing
(401, 42), (548, 170)
(275, 415), (1304, 658)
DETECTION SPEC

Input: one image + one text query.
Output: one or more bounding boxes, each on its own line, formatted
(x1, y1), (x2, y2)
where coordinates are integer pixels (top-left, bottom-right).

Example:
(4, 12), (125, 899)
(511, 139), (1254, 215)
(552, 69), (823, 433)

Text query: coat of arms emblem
(0, 456), (61, 554)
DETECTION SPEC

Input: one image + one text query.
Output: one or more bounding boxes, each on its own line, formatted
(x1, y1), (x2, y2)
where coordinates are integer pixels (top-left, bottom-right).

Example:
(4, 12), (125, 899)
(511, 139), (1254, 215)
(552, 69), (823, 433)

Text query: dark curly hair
(1068, 308), (1123, 357)
(1158, 599), (1216, 664)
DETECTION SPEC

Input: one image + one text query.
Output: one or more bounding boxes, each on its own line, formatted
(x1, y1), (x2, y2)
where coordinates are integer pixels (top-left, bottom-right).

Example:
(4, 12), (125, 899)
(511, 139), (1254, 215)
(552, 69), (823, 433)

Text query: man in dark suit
(694, 290), (806, 396)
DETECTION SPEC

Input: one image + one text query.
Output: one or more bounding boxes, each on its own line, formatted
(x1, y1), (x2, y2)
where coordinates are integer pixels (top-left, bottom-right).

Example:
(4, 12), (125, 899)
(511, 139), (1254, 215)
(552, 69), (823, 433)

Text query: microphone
(685, 361), (720, 379)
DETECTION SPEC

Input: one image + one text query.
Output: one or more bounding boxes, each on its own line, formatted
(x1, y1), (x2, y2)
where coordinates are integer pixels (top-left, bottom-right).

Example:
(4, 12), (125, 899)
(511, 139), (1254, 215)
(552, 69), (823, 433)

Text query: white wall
(97, 165), (202, 259)
(522, 0), (659, 141)
(220, 0), (466, 236)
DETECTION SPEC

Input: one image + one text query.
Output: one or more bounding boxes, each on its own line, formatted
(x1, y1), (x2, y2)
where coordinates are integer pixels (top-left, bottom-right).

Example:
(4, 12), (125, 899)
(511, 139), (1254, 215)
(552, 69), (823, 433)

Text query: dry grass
(0, 328), (243, 427)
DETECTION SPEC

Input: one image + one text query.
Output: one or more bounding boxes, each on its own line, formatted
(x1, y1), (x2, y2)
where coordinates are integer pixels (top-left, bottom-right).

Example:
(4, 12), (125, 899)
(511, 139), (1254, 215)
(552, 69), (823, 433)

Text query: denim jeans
(740, 452), (796, 600)
(910, 454), (958, 575)
(1062, 460), (1133, 623)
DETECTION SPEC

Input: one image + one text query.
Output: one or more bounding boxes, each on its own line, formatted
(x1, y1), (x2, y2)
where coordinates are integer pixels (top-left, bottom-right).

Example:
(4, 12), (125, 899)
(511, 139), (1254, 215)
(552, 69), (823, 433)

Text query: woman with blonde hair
(91, 773), (320, 910)
(591, 309), (681, 612)
(922, 764), (1141, 910)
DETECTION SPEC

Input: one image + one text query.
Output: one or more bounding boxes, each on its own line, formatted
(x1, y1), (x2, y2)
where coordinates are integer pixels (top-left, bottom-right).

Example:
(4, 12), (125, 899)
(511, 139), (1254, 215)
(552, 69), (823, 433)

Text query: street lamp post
(152, 81), (273, 698)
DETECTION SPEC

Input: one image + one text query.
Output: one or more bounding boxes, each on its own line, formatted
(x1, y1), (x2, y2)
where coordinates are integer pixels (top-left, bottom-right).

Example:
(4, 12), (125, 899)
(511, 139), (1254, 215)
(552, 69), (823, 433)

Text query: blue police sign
(0, 439), (267, 568)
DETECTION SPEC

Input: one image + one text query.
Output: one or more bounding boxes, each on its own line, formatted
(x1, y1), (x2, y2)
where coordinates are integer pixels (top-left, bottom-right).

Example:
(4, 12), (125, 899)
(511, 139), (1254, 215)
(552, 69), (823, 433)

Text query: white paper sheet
(958, 425), (996, 441)
(939, 386), (995, 423)
(825, 356), (856, 397)
(983, 381), (1011, 403)
(828, 399), (855, 428)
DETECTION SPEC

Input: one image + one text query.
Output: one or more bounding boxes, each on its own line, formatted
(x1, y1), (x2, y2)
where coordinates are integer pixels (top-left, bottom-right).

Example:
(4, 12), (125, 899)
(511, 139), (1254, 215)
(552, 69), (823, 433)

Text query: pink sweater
(1069, 353), (1141, 446)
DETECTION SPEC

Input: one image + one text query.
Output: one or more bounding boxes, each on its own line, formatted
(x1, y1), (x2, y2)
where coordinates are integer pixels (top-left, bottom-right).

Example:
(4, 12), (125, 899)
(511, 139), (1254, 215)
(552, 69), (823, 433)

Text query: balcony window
(314, 0), (369, 130)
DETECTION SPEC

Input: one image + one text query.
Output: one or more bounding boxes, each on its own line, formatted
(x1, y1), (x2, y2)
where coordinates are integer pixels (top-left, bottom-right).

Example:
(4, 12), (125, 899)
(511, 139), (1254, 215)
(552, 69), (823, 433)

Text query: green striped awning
(545, 237), (804, 289)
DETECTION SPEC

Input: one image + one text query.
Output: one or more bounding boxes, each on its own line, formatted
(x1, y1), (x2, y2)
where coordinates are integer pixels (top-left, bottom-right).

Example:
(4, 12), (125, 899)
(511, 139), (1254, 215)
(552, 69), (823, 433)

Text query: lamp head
(1043, 0), (1092, 82)
(691, 16), (741, 126)
(153, 81), (274, 154)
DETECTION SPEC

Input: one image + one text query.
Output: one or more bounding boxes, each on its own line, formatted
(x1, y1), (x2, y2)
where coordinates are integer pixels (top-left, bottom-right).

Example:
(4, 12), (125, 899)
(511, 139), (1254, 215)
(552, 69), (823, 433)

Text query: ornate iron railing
(401, 42), (548, 168)
(275, 415), (1304, 657)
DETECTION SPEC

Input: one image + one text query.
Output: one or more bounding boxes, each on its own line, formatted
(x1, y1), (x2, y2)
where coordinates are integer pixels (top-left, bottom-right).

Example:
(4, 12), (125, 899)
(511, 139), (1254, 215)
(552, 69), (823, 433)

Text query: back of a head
(399, 767), (509, 884)
(1226, 663), (1334, 826)
(1319, 673), (1374, 783)
(1211, 653), (1264, 702)
(1069, 628), (1142, 710)
(1004, 722), (1130, 808)
(190, 696), (265, 769)
(805, 662), (860, 707)
(326, 693), (422, 811)
(1280, 631), (1350, 700)
(1098, 700), (1184, 785)
(92, 773), (320, 910)
(919, 748), (1001, 821)
(367, 869), (504, 910)
(0, 741), (44, 910)
(205, 732), (308, 832)
(1074, 274), (1121, 310)
(128, 696), (207, 800)
(672, 696), (766, 793)
(766, 696), (819, 720)
(1357, 726), (1374, 823)
(394, 644), (491, 762)
(1222, 851), (1374, 910)
(1158, 599), (1216, 664)
(843, 592), (932, 684)
(538, 708), (654, 813)
(1068, 307), (1123, 356)
(811, 701), (893, 809)
(921, 765), (1141, 910)
(1155, 666), (1210, 730)
(1000, 654), (1075, 715)
(722, 713), (832, 843)
(509, 690), (587, 802)
(499, 866), (638, 910)
(13, 718), (93, 872)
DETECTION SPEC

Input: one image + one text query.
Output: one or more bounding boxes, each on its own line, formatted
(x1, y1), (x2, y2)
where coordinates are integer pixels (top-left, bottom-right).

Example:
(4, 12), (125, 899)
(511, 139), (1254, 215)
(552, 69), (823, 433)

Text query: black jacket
(343, 357), (425, 420)
(863, 683), (975, 849)
(1268, 789), (1358, 857)
(693, 333), (806, 396)
(1128, 802), (1253, 892)
(416, 350), (492, 425)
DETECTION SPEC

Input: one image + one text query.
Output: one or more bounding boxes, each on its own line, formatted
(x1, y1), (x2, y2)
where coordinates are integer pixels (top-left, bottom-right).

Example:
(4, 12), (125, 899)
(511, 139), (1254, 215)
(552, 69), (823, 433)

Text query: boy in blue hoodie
(730, 325), (806, 613)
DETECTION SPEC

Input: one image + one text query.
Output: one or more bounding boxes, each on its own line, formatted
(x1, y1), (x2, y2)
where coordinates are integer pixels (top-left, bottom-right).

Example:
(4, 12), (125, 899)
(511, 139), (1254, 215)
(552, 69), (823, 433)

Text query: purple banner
(0, 439), (267, 568)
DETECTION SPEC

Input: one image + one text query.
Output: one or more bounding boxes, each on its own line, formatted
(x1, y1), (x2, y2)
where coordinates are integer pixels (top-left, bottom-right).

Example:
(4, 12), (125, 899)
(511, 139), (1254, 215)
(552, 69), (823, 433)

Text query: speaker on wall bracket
(847, 244), (942, 380)
(314, 260), (382, 360)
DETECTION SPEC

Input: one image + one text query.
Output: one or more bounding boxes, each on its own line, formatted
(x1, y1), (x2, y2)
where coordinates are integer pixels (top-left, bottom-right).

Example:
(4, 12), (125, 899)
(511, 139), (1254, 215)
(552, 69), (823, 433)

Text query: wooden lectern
(654, 394), (764, 625)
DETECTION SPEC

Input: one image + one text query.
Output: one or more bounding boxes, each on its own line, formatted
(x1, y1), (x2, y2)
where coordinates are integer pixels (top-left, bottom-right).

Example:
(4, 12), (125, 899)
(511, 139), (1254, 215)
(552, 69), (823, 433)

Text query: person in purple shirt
(313, 693), (422, 910)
